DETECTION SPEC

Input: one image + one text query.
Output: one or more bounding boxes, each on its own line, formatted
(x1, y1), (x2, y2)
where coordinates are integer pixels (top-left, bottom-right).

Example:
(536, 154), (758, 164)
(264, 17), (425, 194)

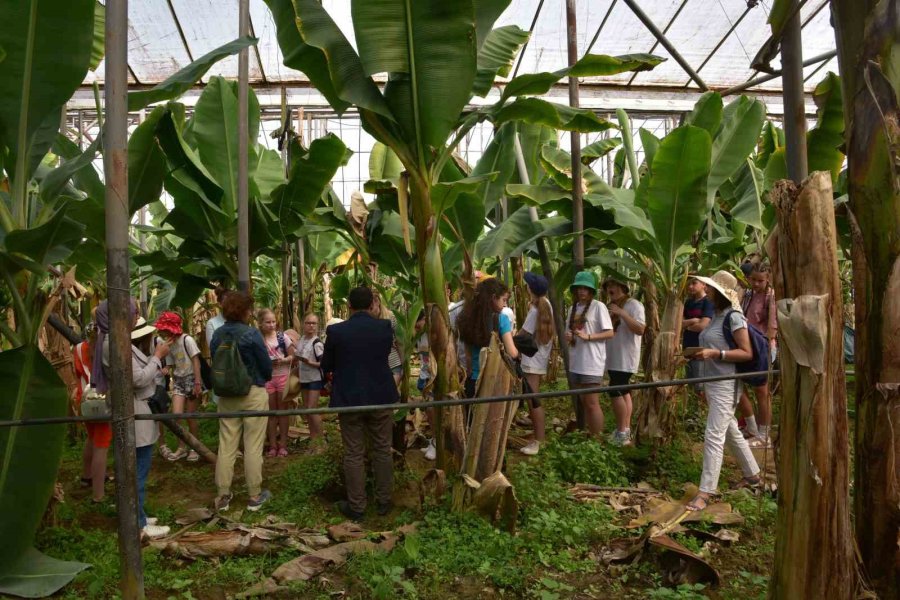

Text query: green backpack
(211, 325), (253, 397)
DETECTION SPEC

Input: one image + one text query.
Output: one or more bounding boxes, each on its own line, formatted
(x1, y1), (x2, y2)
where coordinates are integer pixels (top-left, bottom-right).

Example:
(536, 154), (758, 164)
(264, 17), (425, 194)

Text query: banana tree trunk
(634, 288), (681, 443)
(408, 175), (465, 470)
(832, 2), (900, 595)
(510, 257), (528, 327)
(768, 173), (855, 597)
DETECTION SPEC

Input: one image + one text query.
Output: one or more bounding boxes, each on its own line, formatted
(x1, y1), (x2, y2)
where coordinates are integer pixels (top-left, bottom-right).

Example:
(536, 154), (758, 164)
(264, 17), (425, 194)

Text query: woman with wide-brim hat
(564, 271), (614, 438)
(685, 270), (761, 512)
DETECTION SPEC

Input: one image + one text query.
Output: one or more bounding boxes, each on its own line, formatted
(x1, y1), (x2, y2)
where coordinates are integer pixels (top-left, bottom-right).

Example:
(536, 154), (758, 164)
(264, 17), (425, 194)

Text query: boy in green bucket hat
(565, 271), (614, 438)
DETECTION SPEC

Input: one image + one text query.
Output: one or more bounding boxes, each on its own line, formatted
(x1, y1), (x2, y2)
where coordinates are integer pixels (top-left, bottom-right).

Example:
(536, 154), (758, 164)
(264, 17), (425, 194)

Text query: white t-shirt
(295, 335), (325, 383)
(520, 303), (554, 375)
(167, 334), (201, 378)
(206, 314), (225, 349)
(567, 300), (613, 376)
(606, 298), (646, 374)
(501, 306), (517, 332)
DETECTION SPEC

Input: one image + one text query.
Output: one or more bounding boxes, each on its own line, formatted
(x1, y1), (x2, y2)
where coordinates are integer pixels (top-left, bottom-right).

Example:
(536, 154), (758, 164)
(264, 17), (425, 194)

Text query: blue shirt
(210, 321), (272, 387)
(682, 296), (715, 348)
(468, 312), (512, 381)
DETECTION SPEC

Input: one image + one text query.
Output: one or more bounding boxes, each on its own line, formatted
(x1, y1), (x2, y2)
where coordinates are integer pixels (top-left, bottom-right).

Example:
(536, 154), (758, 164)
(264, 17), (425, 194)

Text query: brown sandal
(732, 475), (762, 490)
(686, 494), (710, 512)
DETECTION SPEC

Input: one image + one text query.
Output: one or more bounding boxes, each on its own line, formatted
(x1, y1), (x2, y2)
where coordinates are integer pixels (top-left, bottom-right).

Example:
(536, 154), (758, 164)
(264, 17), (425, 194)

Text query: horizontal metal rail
(0, 371), (782, 428)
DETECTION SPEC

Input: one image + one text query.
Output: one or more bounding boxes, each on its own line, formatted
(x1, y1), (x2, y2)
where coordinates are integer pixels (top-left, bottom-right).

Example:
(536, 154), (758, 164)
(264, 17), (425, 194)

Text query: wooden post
(768, 172), (855, 598)
(236, 0), (250, 291)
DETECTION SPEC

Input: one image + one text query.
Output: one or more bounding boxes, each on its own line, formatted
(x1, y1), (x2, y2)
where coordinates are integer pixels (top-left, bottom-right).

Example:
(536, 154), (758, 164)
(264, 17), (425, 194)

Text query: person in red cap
(155, 311), (203, 462)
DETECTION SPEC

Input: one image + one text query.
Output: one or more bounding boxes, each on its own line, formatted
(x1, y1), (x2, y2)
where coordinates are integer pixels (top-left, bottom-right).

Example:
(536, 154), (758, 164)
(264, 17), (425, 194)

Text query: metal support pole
(621, 0), (708, 91)
(137, 109), (148, 317)
(237, 0), (251, 291)
(104, 0), (143, 596)
(566, 0), (584, 274)
(295, 108), (306, 316)
(721, 50), (836, 97)
(780, 0), (809, 183)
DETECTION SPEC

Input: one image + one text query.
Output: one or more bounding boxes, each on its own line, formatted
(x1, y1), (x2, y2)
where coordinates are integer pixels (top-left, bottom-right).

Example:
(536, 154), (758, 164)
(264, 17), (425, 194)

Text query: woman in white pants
(686, 271), (761, 512)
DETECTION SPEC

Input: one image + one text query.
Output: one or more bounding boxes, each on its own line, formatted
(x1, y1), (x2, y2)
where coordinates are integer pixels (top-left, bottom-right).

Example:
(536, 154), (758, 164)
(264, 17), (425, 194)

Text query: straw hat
(131, 317), (156, 340)
(693, 270), (742, 311)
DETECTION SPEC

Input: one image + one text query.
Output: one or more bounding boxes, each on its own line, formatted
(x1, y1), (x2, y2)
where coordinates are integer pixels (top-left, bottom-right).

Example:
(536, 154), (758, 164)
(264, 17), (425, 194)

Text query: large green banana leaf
(581, 137), (622, 165)
(369, 142), (405, 182)
(470, 122), (518, 213)
(193, 76), (261, 215)
(368, 0), (478, 158)
(127, 37), (257, 112)
(0, 547), (89, 599)
(807, 72), (844, 180)
(707, 96), (765, 209)
(475, 205), (568, 261)
(721, 158), (767, 231)
(128, 105), (168, 214)
(0, 345), (69, 574)
(646, 125), (712, 286)
(472, 25), (530, 97)
(685, 91), (723, 137)
(0, 0), (94, 210)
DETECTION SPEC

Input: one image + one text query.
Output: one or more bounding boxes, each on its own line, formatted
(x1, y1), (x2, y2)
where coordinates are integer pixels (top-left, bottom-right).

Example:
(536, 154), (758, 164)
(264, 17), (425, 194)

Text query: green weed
(541, 432), (629, 486)
(647, 582), (708, 599)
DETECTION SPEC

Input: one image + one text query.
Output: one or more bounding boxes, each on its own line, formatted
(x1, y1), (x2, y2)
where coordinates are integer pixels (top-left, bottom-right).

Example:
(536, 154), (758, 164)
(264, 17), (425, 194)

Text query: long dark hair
(458, 278), (509, 348)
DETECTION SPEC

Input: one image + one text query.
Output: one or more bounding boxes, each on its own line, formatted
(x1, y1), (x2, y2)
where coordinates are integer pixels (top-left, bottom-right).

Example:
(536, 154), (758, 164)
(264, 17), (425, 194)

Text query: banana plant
(264, 0), (664, 473)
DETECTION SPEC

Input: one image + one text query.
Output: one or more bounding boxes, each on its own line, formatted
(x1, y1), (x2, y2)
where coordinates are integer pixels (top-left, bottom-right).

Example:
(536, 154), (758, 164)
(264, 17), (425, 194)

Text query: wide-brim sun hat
(154, 311), (183, 336)
(693, 270), (742, 311)
(602, 276), (630, 294)
(524, 272), (549, 297)
(131, 317), (156, 340)
(570, 271), (597, 293)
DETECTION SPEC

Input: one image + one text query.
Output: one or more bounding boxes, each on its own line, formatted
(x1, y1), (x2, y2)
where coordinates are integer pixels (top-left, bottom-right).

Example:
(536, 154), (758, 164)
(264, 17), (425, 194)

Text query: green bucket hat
(570, 271), (597, 293)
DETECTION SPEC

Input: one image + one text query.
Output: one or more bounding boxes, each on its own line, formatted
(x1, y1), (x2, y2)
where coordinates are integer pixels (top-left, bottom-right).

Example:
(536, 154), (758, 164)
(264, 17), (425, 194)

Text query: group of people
(71, 257), (777, 536)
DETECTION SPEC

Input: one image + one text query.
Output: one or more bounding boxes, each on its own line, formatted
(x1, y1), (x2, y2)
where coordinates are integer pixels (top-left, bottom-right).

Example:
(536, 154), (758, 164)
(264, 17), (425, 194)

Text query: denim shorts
(570, 372), (604, 385)
(301, 380), (324, 391)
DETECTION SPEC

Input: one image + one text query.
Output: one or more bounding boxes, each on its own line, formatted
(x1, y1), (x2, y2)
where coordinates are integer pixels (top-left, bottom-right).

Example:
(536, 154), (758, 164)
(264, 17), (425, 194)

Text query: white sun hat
(692, 270), (742, 311)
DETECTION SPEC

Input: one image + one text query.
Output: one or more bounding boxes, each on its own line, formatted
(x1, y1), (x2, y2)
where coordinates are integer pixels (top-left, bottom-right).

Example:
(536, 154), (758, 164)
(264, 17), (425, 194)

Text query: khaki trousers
(216, 385), (268, 497)
(339, 409), (394, 513)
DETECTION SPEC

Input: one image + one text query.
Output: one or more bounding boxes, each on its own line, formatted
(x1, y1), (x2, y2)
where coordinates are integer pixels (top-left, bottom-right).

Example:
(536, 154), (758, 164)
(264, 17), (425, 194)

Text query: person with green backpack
(209, 291), (273, 513)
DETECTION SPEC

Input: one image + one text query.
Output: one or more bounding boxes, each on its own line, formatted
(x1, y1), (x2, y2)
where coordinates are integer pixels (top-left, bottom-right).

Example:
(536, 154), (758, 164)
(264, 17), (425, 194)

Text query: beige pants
(215, 385), (268, 497)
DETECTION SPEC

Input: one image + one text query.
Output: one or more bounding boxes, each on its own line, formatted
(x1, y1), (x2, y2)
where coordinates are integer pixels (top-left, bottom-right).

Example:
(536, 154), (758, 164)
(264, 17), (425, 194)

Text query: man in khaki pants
(321, 287), (399, 520)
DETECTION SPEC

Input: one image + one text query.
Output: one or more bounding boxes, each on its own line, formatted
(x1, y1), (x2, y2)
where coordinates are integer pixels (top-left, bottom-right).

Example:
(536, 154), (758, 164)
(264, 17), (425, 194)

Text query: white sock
(745, 416), (759, 436)
(758, 425), (769, 440)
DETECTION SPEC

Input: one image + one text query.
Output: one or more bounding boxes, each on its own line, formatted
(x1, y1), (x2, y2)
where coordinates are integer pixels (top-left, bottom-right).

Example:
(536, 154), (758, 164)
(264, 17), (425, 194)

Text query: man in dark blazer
(321, 286), (399, 520)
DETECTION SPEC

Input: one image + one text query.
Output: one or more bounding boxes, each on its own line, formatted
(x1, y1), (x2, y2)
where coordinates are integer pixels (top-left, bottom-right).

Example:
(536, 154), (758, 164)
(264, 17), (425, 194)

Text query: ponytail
(535, 297), (554, 346)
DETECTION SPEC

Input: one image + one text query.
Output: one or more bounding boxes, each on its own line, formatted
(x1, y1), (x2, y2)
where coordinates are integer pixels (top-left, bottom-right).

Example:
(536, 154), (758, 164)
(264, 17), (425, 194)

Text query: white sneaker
(142, 524), (170, 539)
(145, 517), (158, 526)
(520, 440), (541, 456)
(424, 440), (436, 461)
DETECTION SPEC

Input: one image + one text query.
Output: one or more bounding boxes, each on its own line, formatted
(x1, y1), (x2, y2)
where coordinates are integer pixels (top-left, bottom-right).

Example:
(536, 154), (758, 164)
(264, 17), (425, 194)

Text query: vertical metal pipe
(104, 0), (143, 596)
(781, 0), (808, 183)
(237, 0), (251, 291)
(566, 0), (584, 274)
(137, 109), (148, 317)
(295, 108), (306, 315)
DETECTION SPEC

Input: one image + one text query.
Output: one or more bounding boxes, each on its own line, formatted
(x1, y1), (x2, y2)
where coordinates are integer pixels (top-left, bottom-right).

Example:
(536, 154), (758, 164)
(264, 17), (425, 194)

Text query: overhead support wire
(510, 0), (545, 79)
(620, 0), (708, 90)
(248, 14), (269, 84)
(166, 0), (195, 62)
(720, 49), (835, 96)
(626, 0), (689, 86)
(585, 0), (618, 55)
(688, 5), (752, 84)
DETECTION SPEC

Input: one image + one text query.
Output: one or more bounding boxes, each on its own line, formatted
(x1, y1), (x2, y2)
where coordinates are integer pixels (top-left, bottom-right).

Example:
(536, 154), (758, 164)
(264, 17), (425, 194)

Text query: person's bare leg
(266, 391), (278, 450)
(579, 388), (604, 437)
(624, 392), (633, 426)
(187, 397), (199, 439)
(90, 445), (108, 501)
(754, 382), (771, 431)
(172, 394), (186, 451)
(276, 391), (289, 448)
(737, 391), (755, 419)
(611, 395), (628, 432)
(524, 373), (545, 442)
(304, 389), (323, 439)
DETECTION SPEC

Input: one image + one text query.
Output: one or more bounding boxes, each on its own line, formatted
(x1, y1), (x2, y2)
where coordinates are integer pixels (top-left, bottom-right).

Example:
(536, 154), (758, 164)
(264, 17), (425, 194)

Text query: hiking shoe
(610, 430), (633, 447)
(186, 450), (200, 462)
(423, 440), (436, 461)
(214, 493), (233, 513)
(142, 524), (170, 539)
(145, 517), (158, 526)
(520, 440), (541, 456)
(336, 500), (364, 521)
(167, 447), (187, 461)
(247, 489), (272, 512)
(376, 501), (393, 516)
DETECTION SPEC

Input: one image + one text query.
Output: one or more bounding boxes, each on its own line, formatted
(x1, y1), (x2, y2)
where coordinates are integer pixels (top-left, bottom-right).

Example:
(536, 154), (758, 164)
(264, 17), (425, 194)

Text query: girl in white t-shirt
(295, 313), (325, 450)
(603, 278), (646, 446)
(565, 272), (614, 438)
(519, 273), (554, 456)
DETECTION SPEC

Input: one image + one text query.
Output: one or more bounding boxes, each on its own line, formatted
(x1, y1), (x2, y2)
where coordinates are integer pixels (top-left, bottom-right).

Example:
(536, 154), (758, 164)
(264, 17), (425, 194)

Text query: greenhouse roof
(81, 0), (838, 103)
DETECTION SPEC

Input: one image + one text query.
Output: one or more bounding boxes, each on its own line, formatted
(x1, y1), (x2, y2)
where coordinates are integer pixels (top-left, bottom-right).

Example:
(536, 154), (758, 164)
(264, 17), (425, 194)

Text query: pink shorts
(266, 373), (289, 395)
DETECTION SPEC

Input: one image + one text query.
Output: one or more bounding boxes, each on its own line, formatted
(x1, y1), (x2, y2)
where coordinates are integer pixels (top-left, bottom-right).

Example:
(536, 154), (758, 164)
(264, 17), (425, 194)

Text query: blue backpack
(722, 310), (770, 386)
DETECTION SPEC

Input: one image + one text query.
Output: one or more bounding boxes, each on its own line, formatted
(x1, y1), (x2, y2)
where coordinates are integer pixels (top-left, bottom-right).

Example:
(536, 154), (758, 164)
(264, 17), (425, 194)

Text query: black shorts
(607, 370), (633, 398)
(465, 378), (477, 399)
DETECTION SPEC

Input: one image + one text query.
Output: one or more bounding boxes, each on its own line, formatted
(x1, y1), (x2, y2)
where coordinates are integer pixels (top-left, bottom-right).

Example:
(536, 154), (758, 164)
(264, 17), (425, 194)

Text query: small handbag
(513, 331), (540, 357)
(148, 384), (171, 414)
(80, 386), (110, 418)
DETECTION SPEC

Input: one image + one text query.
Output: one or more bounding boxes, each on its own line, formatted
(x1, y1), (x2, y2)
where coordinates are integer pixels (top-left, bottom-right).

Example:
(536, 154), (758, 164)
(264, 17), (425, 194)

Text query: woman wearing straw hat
(685, 271), (761, 512)
(100, 302), (173, 539)
(565, 271), (614, 438)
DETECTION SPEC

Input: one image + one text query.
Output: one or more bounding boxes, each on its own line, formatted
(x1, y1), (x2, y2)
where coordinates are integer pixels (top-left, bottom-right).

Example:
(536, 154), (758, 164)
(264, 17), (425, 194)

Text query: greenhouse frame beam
(510, 0), (545, 79)
(720, 50), (836, 96)
(626, 0), (690, 87)
(691, 5), (753, 81)
(237, 0), (251, 291)
(781, 0), (809, 182)
(620, 0), (708, 91)
(104, 0), (144, 597)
